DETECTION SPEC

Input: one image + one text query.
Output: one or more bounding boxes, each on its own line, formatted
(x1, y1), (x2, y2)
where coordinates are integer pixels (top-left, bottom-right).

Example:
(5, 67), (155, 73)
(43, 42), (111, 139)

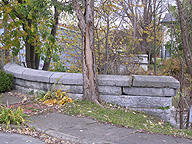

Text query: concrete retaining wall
(3, 63), (180, 123)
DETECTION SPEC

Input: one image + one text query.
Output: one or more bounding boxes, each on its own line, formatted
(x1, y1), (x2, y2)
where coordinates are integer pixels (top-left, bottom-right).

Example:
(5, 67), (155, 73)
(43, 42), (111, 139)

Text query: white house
(160, 13), (176, 59)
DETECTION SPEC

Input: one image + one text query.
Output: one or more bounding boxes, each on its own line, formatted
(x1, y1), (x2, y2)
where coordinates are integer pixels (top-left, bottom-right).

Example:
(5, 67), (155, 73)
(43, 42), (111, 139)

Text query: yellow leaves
(41, 83), (73, 107)
(58, 95), (73, 105)
(4, 6), (12, 14)
(31, 25), (35, 33)
(43, 95), (73, 106)
(43, 99), (57, 106)
(143, 30), (150, 35)
(147, 38), (152, 43)
(150, 36), (154, 40)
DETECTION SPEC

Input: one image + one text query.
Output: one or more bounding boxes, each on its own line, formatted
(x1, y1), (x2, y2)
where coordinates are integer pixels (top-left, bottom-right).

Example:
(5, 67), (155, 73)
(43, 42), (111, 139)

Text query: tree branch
(72, 0), (86, 33)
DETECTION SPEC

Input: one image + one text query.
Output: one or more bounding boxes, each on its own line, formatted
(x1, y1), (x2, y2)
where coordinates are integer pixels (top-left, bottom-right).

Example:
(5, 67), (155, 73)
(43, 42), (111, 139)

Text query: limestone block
(14, 78), (25, 86)
(47, 83), (53, 90)
(50, 72), (83, 85)
(55, 85), (83, 94)
(98, 86), (121, 95)
(22, 69), (54, 83)
(15, 85), (39, 94)
(39, 82), (51, 91)
(70, 86), (83, 94)
(54, 85), (70, 91)
(22, 80), (50, 91)
(25, 81), (40, 89)
(68, 93), (83, 100)
(132, 75), (180, 89)
(123, 87), (176, 97)
(3, 63), (26, 79)
(97, 75), (132, 87)
(99, 95), (172, 108)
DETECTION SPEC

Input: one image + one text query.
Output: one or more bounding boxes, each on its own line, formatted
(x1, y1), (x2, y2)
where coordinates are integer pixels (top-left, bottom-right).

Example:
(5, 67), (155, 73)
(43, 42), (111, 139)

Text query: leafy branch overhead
(0, 0), (72, 70)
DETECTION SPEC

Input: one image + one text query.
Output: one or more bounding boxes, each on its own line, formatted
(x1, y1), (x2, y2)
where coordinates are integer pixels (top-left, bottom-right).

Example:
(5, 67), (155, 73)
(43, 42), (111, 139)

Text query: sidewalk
(0, 132), (44, 144)
(1, 93), (192, 144)
(28, 113), (192, 144)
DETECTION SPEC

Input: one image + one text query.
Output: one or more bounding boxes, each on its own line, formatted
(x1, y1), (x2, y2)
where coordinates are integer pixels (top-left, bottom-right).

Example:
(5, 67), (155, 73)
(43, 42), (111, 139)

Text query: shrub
(0, 71), (13, 93)
(158, 58), (191, 83)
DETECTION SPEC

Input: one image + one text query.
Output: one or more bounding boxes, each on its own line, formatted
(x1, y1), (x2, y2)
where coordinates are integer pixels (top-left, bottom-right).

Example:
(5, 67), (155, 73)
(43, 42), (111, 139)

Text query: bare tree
(176, 0), (192, 78)
(119, 0), (166, 55)
(72, 0), (99, 102)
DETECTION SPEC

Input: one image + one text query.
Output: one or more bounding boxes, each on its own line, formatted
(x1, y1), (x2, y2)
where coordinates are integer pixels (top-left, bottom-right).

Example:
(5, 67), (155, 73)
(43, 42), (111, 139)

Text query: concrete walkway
(1, 94), (192, 144)
(0, 132), (44, 144)
(28, 113), (192, 144)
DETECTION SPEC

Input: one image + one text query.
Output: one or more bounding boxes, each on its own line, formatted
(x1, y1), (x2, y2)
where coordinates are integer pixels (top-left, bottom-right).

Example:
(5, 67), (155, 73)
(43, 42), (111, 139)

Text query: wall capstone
(4, 62), (180, 124)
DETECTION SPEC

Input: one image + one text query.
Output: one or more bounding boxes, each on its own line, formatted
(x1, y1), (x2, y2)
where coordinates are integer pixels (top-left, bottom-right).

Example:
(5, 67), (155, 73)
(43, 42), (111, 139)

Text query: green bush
(0, 71), (13, 92)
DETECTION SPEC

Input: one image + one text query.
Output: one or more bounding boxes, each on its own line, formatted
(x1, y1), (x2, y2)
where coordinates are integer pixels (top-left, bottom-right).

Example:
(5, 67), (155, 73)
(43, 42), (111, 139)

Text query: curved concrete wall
(3, 63), (180, 123)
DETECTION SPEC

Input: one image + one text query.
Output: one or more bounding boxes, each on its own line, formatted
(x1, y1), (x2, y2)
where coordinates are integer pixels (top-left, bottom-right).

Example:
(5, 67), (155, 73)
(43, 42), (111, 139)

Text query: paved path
(0, 132), (44, 144)
(28, 113), (192, 144)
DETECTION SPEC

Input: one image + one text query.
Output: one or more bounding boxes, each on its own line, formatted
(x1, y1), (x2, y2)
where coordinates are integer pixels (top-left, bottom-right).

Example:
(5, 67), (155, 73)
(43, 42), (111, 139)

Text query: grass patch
(62, 100), (192, 139)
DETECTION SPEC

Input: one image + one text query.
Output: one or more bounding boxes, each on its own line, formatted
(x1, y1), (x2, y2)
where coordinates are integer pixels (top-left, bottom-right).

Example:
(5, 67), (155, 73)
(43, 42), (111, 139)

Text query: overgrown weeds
(0, 105), (31, 129)
(36, 76), (73, 106)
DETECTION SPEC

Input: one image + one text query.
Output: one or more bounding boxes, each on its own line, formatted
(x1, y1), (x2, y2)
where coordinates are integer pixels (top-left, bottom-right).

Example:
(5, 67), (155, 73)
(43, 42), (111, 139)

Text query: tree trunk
(34, 51), (40, 69)
(24, 20), (40, 69)
(42, 0), (59, 71)
(25, 35), (32, 68)
(82, 24), (99, 101)
(73, 0), (99, 102)
(104, 17), (110, 74)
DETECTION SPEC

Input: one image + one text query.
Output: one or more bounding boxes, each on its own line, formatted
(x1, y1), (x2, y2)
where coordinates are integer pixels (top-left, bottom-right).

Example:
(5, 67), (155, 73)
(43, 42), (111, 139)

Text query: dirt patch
(10, 102), (60, 116)
(1, 91), (62, 116)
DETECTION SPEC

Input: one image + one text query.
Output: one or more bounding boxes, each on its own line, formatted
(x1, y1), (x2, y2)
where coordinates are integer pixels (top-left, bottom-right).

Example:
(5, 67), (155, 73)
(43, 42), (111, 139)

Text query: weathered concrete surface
(56, 85), (83, 94)
(123, 87), (176, 96)
(14, 78), (25, 86)
(50, 72), (83, 85)
(22, 69), (54, 83)
(68, 93), (83, 100)
(28, 113), (192, 144)
(0, 132), (44, 144)
(99, 95), (172, 108)
(14, 85), (40, 94)
(132, 75), (180, 89)
(98, 86), (121, 95)
(97, 75), (132, 87)
(3, 62), (26, 79)
(15, 79), (52, 91)
(1, 95), (23, 105)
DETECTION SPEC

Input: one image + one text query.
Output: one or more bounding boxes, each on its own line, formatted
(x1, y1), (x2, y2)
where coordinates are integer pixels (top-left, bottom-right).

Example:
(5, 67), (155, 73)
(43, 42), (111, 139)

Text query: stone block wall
(3, 63), (180, 123)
